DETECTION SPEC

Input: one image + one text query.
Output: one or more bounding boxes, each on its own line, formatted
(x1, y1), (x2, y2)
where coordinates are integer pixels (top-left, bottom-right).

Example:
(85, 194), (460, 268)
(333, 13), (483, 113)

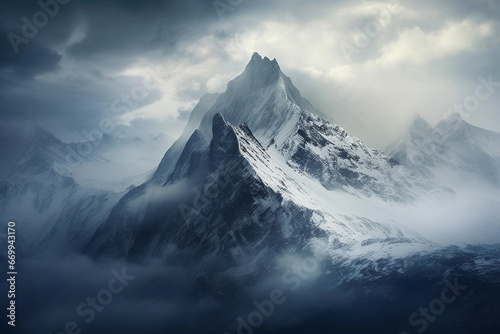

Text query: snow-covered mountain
(5, 53), (500, 334)
(80, 55), (499, 332)
(84, 54), (460, 270)
(0, 124), (173, 253)
(391, 113), (500, 193)
(86, 111), (433, 262)
(152, 53), (449, 201)
(387, 114), (500, 246)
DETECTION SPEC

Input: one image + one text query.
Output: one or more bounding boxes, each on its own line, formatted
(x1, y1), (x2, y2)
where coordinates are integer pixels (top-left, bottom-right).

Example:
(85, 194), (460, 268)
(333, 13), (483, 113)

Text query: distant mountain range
(0, 124), (172, 252)
(2, 53), (499, 334)
(391, 113), (500, 193)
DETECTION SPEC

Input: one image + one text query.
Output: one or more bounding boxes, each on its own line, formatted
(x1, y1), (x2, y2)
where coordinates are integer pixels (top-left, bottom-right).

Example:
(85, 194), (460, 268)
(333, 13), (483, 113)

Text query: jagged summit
(441, 111), (462, 122)
(243, 52), (281, 85)
(250, 52), (278, 64)
(212, 112), (227, 134)
(152, 53), (313, 184)
(84, 52), (459, 262)
(150, 53), (446, 200)
(15, 125), (68, 174)
(231, 52), (310, 108)
(33, 124), (62, 148)
(249, 52), (279, 65)
(404, 115), (433, 141)
(410, 114), (432, 129)
(196, 52), (314, 144)
(392, 111), (500, 187)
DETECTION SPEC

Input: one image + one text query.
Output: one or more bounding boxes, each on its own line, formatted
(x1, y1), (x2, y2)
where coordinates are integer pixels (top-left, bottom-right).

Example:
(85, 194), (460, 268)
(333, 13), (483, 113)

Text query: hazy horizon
(2, 0), (500, 176)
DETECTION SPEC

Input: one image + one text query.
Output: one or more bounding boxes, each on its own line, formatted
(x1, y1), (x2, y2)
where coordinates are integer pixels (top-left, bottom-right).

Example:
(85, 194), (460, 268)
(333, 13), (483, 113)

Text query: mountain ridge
(391, 112), (500, 189)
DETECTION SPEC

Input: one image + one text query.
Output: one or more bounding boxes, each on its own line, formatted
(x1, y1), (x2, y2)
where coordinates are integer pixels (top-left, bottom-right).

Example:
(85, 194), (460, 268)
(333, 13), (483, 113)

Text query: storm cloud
(1, 0), (499, 175)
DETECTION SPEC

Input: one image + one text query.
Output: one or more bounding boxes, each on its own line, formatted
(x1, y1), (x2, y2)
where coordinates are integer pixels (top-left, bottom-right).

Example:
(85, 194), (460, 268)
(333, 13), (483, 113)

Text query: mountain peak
(242, 52), (282, 84)
(410, 115), (432, 132)
(212, 112), (227, 136)
(443, 112), (463, 123)
(411, 114), (429, 126)
(33, 125), (62, 148)
(400, 115), (433, 144)
(436, 112), (467, 133)
(250, 52), (277, 64)
(251, 52), (262, 61)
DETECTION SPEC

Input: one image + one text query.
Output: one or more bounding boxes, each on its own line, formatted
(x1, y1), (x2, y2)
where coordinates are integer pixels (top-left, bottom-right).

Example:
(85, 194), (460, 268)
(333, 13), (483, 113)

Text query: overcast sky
(1, 0), (500, 175)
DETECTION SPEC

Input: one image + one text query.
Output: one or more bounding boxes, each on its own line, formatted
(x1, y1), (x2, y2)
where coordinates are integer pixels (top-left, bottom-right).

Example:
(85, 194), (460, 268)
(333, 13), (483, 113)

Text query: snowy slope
(277, 112), (450, 201)
(18, 53), (481, 296)
(391, 113), (500, 191)
(149, 53), (450, 202)
(0, 128), (111, 251)
(85, 112), (499, 297)
(6, 53), (500, 334)
(0, 124), (173, 252)
(71, 131), (173, 192)
(85, 54), (464, 264)
(388, 114), (500, 245)
(86, 113), (434, 269)
(151, 93), (219, 185)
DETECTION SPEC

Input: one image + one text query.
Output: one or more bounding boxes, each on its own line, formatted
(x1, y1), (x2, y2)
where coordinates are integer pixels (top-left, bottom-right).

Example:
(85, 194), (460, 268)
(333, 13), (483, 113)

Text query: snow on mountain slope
(85, 111), (500, 306)
(219, 114), (430, 248)
(391, 113), (500, 192)
(151, 93), (219, 184)
(85, 53), (463, 263)
(149, 53), (449, 202)
(0, 127), (113, 251)
(80, 53), (500, 302)
(388, 114), (500, 245)
(277, 112), (450, 201)
(150, 53), (312, 186)
(196, 53), (313, 145)
(0, 124), (172, 252)
(71, 131), (173, 192)
(86, 113), (433, 267)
